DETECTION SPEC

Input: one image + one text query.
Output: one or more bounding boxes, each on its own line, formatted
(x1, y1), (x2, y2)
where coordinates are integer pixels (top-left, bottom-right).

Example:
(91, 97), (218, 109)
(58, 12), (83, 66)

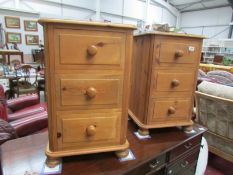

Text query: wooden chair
(14, 65), (38, 98)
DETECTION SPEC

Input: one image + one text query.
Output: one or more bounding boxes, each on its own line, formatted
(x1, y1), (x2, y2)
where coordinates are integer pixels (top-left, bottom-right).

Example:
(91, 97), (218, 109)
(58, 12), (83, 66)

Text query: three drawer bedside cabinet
(129, 32), (205, 136)
(39, 18), (136, 167)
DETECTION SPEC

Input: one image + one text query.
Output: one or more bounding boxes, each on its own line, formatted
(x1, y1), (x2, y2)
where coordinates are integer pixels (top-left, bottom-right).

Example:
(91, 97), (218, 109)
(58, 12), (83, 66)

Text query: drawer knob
(86, 125), (96, 136)
(181, 160), (189, 168)
(149, 160), (160, 169)
(175, 50), (184, 58)
(184, 142), (192, 149)
(87, 45), (98, 56)
(171, 79), (180, 87)
(85, 87), (97, 98)
(168, 106), (176, 114)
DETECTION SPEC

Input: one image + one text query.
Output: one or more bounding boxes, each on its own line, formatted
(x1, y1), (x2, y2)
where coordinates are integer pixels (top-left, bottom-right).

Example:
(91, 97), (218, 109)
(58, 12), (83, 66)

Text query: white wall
(0, 10), (43, 55)
(180, 6), (232, 39)
(0, 0), (179, 60)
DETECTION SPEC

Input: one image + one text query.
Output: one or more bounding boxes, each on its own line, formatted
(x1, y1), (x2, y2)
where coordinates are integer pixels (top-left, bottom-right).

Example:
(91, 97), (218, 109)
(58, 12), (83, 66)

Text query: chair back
(14, 64), (38, 97)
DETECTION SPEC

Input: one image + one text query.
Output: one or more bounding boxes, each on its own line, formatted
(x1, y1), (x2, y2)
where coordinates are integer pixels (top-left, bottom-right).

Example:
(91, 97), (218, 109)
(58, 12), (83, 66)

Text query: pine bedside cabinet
(129, 32), (205, 136)
(39, 19), (135, 167)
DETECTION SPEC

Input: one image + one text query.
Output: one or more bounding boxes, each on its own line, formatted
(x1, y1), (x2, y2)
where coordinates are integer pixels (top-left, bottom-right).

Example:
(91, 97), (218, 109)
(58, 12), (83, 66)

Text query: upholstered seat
(196, 81), (233, 163)
(0, 85), (48, 144)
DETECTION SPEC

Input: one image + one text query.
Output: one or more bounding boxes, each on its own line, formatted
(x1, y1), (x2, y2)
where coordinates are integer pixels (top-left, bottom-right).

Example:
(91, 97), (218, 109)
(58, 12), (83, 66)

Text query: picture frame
(24, 20), (38, 31)
(5, 16), (20, 28)
(25, 34), (39, 45)
(6, 32), (21, 43)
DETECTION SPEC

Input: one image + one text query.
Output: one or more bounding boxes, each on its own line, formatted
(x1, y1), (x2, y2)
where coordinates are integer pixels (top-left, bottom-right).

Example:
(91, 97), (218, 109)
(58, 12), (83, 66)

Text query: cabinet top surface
(134, 31), (206, 39)
(38, 18), (136, 29)
(0, 120), (206, 175)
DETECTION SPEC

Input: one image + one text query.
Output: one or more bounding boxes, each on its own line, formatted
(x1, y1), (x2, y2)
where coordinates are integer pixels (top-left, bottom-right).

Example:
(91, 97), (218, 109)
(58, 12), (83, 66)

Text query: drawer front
(154, 39), (200, 66)
(167, 148), (199, 175)
(147, 154), (166, 173)
(180, 161), (197, 175)
(56, 74), (122, 108)
(149, 98), (192, 122)
(57, 112), (121, 149)
(54, 29), (125, 66)
(169, 135), (202, 162)
(125, 153), (166, 175)
(151, 70), (195, 93)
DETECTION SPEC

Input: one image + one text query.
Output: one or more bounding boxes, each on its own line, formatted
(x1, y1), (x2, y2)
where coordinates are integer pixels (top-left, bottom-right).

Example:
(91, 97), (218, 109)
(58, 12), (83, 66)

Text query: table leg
(21, 53), (24, 63)
(2, 54), (6, 64)
(7, 54), (10, 65)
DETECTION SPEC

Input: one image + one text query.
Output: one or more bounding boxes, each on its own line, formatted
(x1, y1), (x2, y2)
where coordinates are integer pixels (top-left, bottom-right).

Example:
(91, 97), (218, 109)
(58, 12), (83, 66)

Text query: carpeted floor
(205, 153), (233, 175)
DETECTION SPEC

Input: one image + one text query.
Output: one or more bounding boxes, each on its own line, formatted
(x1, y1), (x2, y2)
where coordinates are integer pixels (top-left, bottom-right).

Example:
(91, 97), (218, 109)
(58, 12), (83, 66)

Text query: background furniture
(202, 39), (233, 64)
(199, 63), (233, 74)
(0, 50), (24, 64)
(31, 49), (44, 67)
(0, 85), (48, 140)
(14, 64), (38, 97)
(39, 19), (135, 167)
(129, 31), (204, 135)
(197, 70), (233, 87)
(196, 81), (233, 163)
(0, 120), (207, 175)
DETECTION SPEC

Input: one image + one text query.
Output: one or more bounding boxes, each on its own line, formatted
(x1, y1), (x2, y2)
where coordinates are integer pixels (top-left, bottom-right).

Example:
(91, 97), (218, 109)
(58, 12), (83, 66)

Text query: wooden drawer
(148, 98), (192, 123)
(169, 135), (202, 162)
(57, 112), (121, 149)
(151, 70), (195, 93)
(153, 39), (200, 66)
(179, 161), (197, 175)
(56, 74), (122, 109)
(167, 148), (200, 175)
(125, 153), (166, 175)
(54, 29), (125, 67)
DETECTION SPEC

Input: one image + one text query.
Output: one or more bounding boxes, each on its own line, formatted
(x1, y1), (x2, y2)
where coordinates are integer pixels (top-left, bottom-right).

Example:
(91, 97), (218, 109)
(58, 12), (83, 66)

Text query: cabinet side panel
(129, 35), (152, 124)
(120, 31), (133, 144)
(44, 24), (57, 151)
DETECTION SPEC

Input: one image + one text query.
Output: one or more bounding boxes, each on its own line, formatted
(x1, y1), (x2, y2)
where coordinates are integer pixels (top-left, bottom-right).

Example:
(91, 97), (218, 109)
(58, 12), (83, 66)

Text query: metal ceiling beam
(150, 0), (179, 16)
(179, 0), (218, 11)
(228, 0), (233, 38)
(228, 0), (233, 7)
(181, 4), (230, 12)
(171, 0), (215, 7)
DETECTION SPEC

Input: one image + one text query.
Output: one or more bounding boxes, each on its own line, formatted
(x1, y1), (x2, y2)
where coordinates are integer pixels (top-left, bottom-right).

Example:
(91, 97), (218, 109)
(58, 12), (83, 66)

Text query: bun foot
(46, 156), (61, 168)
(138, 128), (149, 136)
(115, 149), (129, 158)
(183, 125), (193, 132)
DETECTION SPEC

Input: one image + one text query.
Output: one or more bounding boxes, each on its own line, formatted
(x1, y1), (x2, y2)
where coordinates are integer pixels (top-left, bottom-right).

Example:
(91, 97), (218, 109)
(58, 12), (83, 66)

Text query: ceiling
(168, 0), (231, 12)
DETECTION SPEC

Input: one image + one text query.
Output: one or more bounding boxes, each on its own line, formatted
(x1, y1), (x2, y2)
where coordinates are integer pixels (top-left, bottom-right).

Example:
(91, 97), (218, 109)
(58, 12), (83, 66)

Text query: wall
(0, 0), (179, 63)
(180, 6), (232, 39)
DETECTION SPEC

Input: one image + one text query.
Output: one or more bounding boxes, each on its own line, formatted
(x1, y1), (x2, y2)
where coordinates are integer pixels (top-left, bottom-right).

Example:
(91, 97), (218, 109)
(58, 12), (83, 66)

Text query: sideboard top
(38, 18), (136, 30)
(134, 31), (206, 39)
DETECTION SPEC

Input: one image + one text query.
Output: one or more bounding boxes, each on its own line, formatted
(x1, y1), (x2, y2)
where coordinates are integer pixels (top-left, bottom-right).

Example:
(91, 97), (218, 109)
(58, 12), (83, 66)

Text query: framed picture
(25, 35), (39, 45)
(24, 20), (38, 31)
(5, 16), (20, 28)
(6, 32), (21, 43)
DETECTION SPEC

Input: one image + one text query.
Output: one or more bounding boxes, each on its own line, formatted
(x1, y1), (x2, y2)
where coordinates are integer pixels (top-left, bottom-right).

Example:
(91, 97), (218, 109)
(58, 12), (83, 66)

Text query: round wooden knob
(87, 45), (98, 56)
(175, 50), (184, 58)
(171, 79), (180, 87)
(86, 125), (96, 136)
(85, 87), (97, 98)
(168, 106), (176, 114)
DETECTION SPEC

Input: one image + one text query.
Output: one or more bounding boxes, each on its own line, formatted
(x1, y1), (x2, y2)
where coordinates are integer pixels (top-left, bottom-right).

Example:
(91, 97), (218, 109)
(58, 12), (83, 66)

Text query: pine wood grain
(42, 20), (134, 164)
(129, 34), (203, 133)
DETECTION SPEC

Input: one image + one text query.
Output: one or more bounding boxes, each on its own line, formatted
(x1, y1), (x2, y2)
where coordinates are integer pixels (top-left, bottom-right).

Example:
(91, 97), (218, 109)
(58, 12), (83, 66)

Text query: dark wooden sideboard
(0, 120), (206, 175)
